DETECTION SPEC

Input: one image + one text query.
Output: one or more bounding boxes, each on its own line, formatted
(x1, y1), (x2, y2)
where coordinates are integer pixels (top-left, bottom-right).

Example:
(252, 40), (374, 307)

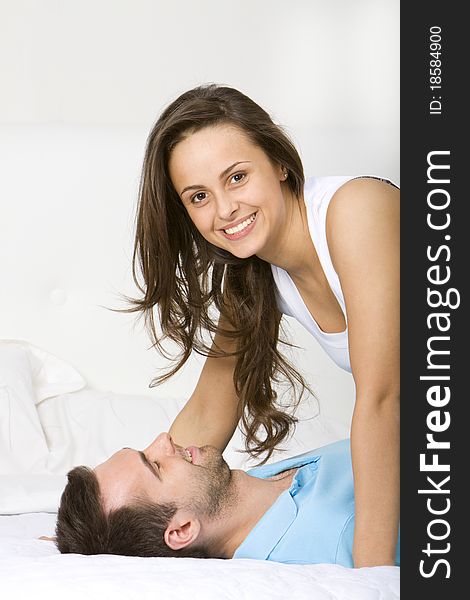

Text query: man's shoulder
(234, 438), (355, 565)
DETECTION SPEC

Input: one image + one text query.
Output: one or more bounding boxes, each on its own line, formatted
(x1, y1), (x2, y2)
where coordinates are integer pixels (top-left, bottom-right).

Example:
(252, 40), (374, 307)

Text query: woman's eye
(189, 173), (245, 204)
(191, 192), (207, 204)
(231, 172), (246, 184)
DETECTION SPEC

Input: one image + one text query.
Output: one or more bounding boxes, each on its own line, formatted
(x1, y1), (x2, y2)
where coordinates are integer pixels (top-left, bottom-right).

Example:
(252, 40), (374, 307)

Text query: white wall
(0, 0), (399, 431)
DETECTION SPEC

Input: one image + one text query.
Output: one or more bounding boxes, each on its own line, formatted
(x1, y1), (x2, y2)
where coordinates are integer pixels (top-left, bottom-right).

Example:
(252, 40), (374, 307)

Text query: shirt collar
(233, 454), (321, 560)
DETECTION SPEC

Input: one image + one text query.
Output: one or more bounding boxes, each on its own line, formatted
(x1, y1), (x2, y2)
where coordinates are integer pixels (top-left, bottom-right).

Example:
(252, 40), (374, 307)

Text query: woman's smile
(220, 212), (257, 240)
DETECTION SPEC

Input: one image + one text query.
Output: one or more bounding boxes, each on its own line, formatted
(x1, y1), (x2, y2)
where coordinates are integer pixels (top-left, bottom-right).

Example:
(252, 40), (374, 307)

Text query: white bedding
(0, 340), (400, 598)
(0, 513), (399, 600)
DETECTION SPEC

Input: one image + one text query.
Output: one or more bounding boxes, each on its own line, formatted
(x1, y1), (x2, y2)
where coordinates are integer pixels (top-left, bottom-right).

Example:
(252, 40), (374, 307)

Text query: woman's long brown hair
(123, 84), (314, 462)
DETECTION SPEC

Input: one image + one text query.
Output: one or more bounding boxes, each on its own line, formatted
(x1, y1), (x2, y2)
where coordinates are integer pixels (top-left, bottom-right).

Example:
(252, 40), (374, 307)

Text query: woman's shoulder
(303, 175), (399, 233)
(325, 176), (400, 263)
(327, 175), (399, 219)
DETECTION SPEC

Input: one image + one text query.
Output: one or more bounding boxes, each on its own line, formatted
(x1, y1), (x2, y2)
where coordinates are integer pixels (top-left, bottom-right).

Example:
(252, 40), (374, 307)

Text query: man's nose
(148, 432), (176, 456)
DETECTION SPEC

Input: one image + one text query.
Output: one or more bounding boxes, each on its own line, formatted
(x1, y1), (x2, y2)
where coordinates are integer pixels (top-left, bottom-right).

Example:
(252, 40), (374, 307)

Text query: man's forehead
(94, 448), (148, 511)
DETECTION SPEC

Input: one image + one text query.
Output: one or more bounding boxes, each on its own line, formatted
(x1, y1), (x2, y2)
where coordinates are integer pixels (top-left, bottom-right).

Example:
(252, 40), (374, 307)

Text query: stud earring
(283, 170), (288, 179)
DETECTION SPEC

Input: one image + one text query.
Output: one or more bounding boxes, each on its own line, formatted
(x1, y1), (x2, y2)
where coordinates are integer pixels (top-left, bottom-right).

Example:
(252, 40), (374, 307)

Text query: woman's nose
(216, 193), (239, 221)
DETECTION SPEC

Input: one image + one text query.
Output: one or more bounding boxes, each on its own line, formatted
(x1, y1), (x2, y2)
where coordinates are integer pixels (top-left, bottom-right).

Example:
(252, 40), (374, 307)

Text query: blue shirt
(233, 438), (400, 567)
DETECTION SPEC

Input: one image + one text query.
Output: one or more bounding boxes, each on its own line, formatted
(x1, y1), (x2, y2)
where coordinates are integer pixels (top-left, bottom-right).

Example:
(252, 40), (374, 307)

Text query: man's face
(94, 433), (234, 518)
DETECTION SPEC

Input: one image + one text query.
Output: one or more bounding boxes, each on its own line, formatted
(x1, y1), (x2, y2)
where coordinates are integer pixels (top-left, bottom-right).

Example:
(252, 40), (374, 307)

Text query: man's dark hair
(55, 465), (210, 557)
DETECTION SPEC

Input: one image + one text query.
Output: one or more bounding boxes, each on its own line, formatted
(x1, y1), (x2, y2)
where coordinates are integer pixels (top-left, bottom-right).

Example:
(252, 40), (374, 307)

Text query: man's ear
(164, 511), (201, 551)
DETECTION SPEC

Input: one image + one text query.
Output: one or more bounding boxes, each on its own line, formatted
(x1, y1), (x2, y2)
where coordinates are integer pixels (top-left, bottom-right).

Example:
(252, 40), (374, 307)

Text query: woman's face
(168, 124), (290, 260)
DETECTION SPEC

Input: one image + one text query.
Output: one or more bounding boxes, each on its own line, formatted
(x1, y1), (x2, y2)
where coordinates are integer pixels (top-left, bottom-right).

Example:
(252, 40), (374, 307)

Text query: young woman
(127, 84), (399, 567)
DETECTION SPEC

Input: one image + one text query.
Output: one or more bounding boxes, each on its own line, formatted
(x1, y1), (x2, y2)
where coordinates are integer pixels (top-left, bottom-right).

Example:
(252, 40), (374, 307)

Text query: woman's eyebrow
(180, 161), (251, 196)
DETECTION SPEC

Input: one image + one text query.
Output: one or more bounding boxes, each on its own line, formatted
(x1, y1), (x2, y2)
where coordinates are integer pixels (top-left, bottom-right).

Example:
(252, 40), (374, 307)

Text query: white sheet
(0, 513), (399, 600)
(0, 340), (399, 597)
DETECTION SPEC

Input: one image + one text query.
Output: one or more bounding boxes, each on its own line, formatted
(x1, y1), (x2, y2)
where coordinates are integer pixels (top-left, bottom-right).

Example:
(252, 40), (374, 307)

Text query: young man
(56, 433), (400, 566)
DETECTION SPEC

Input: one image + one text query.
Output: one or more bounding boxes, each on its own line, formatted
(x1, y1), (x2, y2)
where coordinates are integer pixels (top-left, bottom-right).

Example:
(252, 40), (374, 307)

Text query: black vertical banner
(401, 3), (465, 598)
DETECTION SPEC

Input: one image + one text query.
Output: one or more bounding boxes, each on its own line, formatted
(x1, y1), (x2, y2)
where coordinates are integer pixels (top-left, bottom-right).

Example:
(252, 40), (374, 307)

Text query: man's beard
(185, 445), (236, 519)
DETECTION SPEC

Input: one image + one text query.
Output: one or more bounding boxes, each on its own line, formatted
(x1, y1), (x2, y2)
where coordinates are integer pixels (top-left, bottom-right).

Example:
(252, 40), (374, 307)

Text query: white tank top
(270, 175), (398, 373)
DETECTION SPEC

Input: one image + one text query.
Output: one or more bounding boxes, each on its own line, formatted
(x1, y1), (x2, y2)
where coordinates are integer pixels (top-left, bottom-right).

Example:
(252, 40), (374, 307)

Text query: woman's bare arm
(327, 177), (400, 567)
(169, 315), (240, 452)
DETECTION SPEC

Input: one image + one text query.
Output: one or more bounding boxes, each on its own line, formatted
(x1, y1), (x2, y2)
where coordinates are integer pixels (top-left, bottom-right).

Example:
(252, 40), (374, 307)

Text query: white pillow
(0, 339), (348, 513)
(0, 339), (86, 475)
(0, 342), (49, 474)
(37, 389), (188, 470)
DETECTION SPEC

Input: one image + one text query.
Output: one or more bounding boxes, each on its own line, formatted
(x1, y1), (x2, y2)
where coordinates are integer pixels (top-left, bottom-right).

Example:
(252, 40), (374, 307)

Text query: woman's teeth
(224, 213), (256, 235)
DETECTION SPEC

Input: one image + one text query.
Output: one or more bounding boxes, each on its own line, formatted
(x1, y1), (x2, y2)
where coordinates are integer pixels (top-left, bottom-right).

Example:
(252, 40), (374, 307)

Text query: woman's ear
(164, 512), (201, 551)
(275, 162), (288, 182)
